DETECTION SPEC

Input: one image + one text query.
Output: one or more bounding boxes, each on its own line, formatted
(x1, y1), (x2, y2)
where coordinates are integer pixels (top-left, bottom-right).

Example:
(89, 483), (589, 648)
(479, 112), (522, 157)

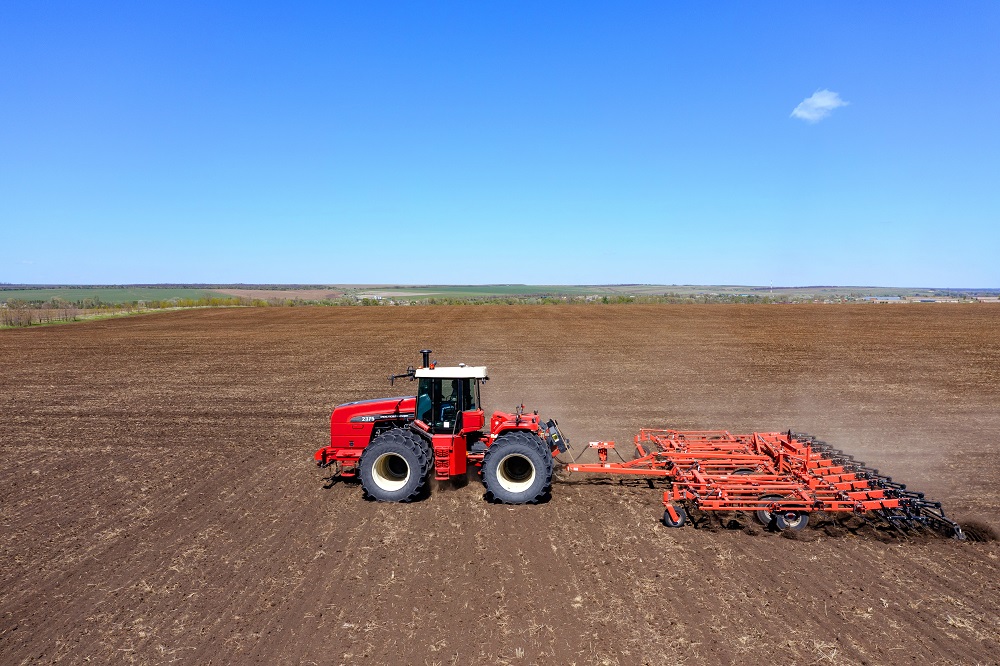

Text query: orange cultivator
(565, 429), (965, 539)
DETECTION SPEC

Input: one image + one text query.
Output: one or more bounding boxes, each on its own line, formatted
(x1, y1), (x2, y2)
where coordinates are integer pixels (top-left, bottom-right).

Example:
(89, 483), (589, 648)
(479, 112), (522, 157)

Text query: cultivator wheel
(482, 431), (552, 504)
(358, 429), (431, 502)
(754, 495), (786, 528)
(775, 511), (809, 531)
(662, 504), (687, 527)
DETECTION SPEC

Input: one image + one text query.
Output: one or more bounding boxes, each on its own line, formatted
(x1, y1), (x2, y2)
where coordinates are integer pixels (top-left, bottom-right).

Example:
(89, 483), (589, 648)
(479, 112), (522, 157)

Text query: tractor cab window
(463, 379), (480, 411)
(416, 378), (435, 425)
(417, 377), (479, 432)
(417, 379), (434, 424)
(417, 378), (460, 431)
(439, 379), (460, 427)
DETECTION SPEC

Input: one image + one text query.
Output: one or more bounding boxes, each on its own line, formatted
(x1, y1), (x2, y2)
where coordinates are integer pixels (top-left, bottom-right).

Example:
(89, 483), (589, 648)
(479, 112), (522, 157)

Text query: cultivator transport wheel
(662, 505), (687, 528)
(754, 495), (786, 528)
(775, 511), (809, 531)
(358, 429), (431, 502)
(482, 432), (552, 504)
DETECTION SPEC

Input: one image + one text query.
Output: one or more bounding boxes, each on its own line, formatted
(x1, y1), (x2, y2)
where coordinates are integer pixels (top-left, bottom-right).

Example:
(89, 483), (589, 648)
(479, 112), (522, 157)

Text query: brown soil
(2, 305), (999, 665)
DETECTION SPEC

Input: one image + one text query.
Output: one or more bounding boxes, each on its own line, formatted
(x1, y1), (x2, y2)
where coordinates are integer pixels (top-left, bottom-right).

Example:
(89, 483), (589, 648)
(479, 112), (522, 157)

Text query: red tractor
(314, 350), (568, 504)
(315, 351), (965, 538)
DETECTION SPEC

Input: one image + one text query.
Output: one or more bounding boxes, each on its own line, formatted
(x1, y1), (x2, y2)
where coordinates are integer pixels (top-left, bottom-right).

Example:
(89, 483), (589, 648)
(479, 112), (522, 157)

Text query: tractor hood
(330, 396), (416, 424)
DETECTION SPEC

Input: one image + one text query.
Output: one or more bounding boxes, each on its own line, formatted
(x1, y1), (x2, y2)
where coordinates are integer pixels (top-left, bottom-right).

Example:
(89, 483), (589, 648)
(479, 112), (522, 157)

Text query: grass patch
(0, 287), (227, 304)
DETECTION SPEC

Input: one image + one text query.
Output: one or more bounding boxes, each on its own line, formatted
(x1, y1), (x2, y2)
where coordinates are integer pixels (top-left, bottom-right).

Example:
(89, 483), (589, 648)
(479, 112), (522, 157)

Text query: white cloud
(791, 89), (849, 123)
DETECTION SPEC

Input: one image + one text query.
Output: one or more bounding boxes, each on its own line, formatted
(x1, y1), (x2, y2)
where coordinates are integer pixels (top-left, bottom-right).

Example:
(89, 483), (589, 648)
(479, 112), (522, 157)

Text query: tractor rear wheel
(359, 429), (430, 502)
(482, 432), (552, 504)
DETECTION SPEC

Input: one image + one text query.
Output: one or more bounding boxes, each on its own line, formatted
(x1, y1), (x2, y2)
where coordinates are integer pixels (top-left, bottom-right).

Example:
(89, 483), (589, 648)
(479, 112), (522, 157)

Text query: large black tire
(372, 425), (431, 476)
(534, 432), (555, 491)
(358, 429), (431, 502)
(482, 432), (552, 504)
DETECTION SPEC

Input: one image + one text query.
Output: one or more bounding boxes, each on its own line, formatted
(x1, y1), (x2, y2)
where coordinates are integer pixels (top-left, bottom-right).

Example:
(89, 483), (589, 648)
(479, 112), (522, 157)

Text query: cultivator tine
(927, 512), (966, 540)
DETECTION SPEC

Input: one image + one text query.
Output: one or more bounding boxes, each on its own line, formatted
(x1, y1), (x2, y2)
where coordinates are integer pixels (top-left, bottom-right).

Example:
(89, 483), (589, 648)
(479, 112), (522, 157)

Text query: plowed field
(2, 305), (999, 665)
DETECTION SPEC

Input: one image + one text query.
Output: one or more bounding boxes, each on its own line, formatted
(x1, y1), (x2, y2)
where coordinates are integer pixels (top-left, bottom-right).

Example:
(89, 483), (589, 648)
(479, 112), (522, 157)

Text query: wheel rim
(372, 452), (410, 491)
(782, 513), (807, 530)
(756, 495), (784, 525)
(496, 453), (536, 493)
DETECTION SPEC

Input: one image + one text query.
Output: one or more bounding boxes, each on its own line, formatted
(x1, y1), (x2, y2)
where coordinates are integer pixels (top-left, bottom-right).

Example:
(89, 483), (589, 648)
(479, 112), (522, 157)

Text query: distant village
(860, 295), (999, 304)
(349, 292), (1000, 306)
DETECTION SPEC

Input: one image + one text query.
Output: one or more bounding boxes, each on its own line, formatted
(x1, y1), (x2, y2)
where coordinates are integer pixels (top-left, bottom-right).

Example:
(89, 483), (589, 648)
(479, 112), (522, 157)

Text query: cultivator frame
(566, 428), (965, 539)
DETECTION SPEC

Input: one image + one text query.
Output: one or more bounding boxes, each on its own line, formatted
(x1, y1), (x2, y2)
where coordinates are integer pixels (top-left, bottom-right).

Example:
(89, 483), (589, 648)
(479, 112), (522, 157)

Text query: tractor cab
(414, 364), (487, 434)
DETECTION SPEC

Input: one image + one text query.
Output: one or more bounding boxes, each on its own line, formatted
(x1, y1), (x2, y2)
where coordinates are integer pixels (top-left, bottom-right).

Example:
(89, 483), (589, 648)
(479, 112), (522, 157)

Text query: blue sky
(2, 2), (998, 287)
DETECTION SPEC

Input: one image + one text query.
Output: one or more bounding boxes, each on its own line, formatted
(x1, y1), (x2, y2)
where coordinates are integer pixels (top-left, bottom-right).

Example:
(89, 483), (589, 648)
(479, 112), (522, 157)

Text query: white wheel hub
(784, 513), (806, 528)
(496, 453), (536, 493)
(372, 452), (410, 491)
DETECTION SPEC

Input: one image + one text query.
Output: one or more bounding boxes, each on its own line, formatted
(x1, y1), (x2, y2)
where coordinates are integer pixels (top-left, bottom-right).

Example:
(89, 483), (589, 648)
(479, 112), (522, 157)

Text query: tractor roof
(414, 365), (488, 379)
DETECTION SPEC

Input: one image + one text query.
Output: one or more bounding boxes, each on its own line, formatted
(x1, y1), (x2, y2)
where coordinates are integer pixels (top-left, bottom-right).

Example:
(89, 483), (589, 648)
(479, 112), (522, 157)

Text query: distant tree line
(0, 296), (247, 327)
(3, 289), (989, 329)
(0, 283), (331, 290)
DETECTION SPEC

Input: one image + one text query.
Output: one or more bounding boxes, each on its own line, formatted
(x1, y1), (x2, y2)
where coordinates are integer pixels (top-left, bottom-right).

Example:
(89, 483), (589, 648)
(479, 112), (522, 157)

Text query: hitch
(590, 441), (615, 464)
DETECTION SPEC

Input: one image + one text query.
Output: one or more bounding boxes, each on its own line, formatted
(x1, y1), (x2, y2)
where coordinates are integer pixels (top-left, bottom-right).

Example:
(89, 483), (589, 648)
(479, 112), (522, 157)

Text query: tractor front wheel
(482, 432), (552, 504)
(358, 429), (430, 502)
